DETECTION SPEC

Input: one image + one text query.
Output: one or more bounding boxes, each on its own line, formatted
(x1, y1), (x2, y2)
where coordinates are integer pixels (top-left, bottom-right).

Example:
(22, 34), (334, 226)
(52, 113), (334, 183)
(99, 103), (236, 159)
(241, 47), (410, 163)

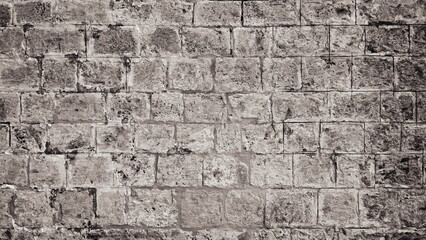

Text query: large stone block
(134, 124), (175, 153)
(157, 154), (202, 187)
(15, 190), (53, 227)
(169, 58), (213, 91)
(243, 1), (299, 26)
(225, 190), (264, 227)
(182, 27), (231, 56)
(294, 154), (335, 188)
(203, 154), (248, 188)
(319, 189), (358, 227)
(320, 123), (364, 153)
(67, 154), (114, 187)
(336, 154), (375, 188)
(0, 154), (28, 186)
(242, 124), (283, 154)
(329, 92), (380, 121)
(301, 0), (355, 25)
(284, 123), (319, 153)
(274, 26), (329, 56)
(215, 58), (261, 92)
(194, 1), (241, 27)
(250, 154), (292, 188)
(112, 153), (156, 187)
(181, 190), (224, 228)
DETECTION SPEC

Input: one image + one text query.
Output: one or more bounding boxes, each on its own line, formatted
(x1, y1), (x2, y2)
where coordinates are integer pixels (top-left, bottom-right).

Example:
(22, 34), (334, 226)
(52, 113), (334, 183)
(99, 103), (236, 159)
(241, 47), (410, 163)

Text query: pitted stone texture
(140, 26), (180, 57)
(129, 58), (167, 92)
(0, 154), (28, 186)
(47, 124), (94, 153)
(365, 123), (401, 153)
(106, 93), (150, 124)
(402, 124), (426, 151)
(228, 94), (271, 123)
(42, 58), (77, 92)
(112, 153), (156, 187)
(151, 93), (184, 122)
(330, 92), (380, 121)
(263, 58), (301, 91)
(284, 123), (319, 153)
(21, 93), (55, 123)
(194, 1), (241, 27)
(330, 26), (365, 55)
(96, 188), (126, 226)
(418, 92), (426, 122)
(321, 123), (364, 153)
(184, 94), (226, 123)
(366, 26), (409, 54)
(90, 26), (137, 56)
(11, 124), (47, 153)
(51, 189), (95, 227)
(0, 125), (8, 151)
(336, 155), (374, 188)
(56, 93), (105, 123)
(0, 93), (22, 123)
(250, 154), (292, 188)
(216, 58), (261, 92)
(266, 189), (317, 227)
(0, 189), (14, 228)
(301, 0), (355, 25)
(29, 155), (66, 188)
(67, 154), (114, 187)
(96, 125), (133, 153)
(274, 26), (329, 56)
(399, 190), (426, 228)
(353, 57), (394, 90)
(135, 124), (175, 153)
(234, 28), (272, 57)
(302, 57), (351, 91)
(242, 124), (283, 154)
(411, 25), (426, 55)
(169, 58), (213, 92)
(216, 124), (241, 153)
(396, 57), (426, 90)
(319, 189), (358, 227)
(78, 59), (125, 92)
(15, 191), (53, 227)
(376, 154), (423, 187)
(225, 190), (264, 227)
(294, 154), (335, 188)
(243, 1), (299, 26)
(54, 0), (110, 24)
(15, 1), (52, 23)
(181, 190), (225, 228)
(182, 27), (231, 56)
(0, 59), (39, 91)
(0, 28), (25, 58)
(157, 154), (202, 187)
(359, 190), (400, 228)
(203, 154), (248, 188)
(381, 92), (416, 122)
(0, 3), (11, 27)
(176, 124), (214, 153)
(292, 229), (337, 240)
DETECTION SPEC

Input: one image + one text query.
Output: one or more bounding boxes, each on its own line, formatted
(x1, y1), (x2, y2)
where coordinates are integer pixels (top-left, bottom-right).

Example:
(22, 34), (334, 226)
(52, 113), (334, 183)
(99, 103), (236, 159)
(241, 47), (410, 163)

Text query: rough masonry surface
(0, 0), (425, 239)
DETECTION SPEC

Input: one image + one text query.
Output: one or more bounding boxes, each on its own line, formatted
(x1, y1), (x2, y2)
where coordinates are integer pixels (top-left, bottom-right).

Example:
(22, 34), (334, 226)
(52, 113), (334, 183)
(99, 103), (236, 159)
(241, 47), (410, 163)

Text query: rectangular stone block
(336, 155), (374, 188)
(77, 59), (125, 92)
(330, 26), (365, 55)
(151, 93), (184, 122)
(243, 1), (299, 26)
(353, 57), (394, 90)
(301, 0), (355, 25)
(29, 155), (66, 188)
(266, 189), (317, 227)
(184, 94), (226, 123)
(272, 92), (328, 122)
(357, 0), (426, 24)
(181, 190), (224, 228)
(56, 93), (105, 123)
(263, 57), (301, 91)
(365, 123), (401, 153)
(139, 26), (180, 57)
(182, 27), (231, 56)
(26, 26), (85, 57)
(0, 154), (28, 186)
(47, 124), (94, 153)
(215, 58), (261, 92)
(242, 124), (283, 154)
(89, 26), (137, 56)
(294, 154), (335, 188)
(0, 124), (8, 151)
(225, 190), (264, 227)
(418, 92), (426, 122)
(0, 58), (39, 91)
(53, 0), (110, 24)
(15, 0), (52, 23)
(301, 57), (351, 91)
(134, 124), (175, 153)
(106, 93), (150, 124)
(112, 153), (155, 187)
(194, 1), (241, 27)
(0, 28), (25, 58)
(42, 58), (77, 92)
(21, 93), (55, 123)
(157, 154), (202, 187)
(11, 124), (47, 153)
(96, 125), (133, 152)
(329, 92), (380, 121)
(292, 229), (337, 240)
(128, 58), (167, 92)
(274, 26), (329, 56)
(15, 190), (52, 227)
(366, 26), (409, 54)
(203, 154), (248, 188)
(0, 189), (14, 228)
(109, 0), (155, 25)
(376, 154), (422, 187)
(228, 93), (271, 123)
(176, 124), (214, 153)
(152, 0), (193, 26)
(250, 154), (292, 188)
(284, 123), (319, 153)
(0, 3), (11, 27)
(359, 190), (399, 227)
(402, 124), (426, 151)
(320, 123), (364, 153)
(169, 58), (213, 91)
(381, 92), (415, 122)
(396, 57), (426, 90)
(234, 28), (272, 57)
(216, 124), (241, 153)
(399, 190), (426, 228)
(51, 189), (95, 227)
(67, 154), (114, 187)
(0, 93), (20, 122)
(96, 188), (126, 226)
(319, 189), (358, 227)
(411, 25), (426, 55)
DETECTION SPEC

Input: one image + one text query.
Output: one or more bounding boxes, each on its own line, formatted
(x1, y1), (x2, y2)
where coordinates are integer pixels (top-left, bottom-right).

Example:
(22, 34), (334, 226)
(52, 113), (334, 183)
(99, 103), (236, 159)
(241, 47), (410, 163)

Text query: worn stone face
(15, 1), (52, 23)
(330, 26), (365, 55)
(365, 123), (401, 153)
(225, 190), (264, 227)
(134, 124), (175, 153)
(228, 94), (271, 123)
(302, 57), (351, 91)
(266, 189), (317, 227)
(67, 154), (114, 187)
(359, 190), (400, 227)
(29, 155), (66, 188)
(216, 124), (241, 153)
(96, 188), (126, 226)
(250, 154), (292, 188)
(0, 28), (25, 58)
(15, 191), (52, 227)
(274, 26), (329, 56)
(0, 189), (14, 228)
(169, 58), (213, 91)
(357, 0), (426, 24)
(185, 94), (226, 123)
(216, 58), (261, 92)
(381, 92), (415, 122)
(366, 26), (409, 54)
(402, 124), (426, 151)
(203, 154), (248, 188)
(21, 93), (55, 123)
(54, 0), (110, 24)
(106, 93), (150, 124)
(399, 190), (426, 228)
(396, 57), (426, 90)
(336, 155), (374, 188)
(0, 154), (28, 186)
(243, 1), (299, 26)
(0, 4), (11, 27)
(11, 124), (47, 153)
(319, 189), (358, 227)
(301, 0), (355, 25)
(292, 229), (337, 240)
(242, 124), (283, 154)
(91, 26), (137, 56)
(182, 27), (231, 56)
(0, 93), (20, 122)
(330, 92), (380, 121)
(234, 28), (272, 57)
(47, 124), (94, 153)
(194, 1), (241, 27)
(181, 190), (224, 228)
(0, 124), (8, 151)
(52, 189), (95, 227)
(321, 123), (364, 153)
(78, 59), (125, 92)
(411, 25), (426, 54)
(418, 92), (426, 122)
(263, 58), (301, 91)
(376, 154), (422, 187)
(176, 124), (214, 153)
(155, 0), (193, 26)
(112, 153), (155, 187)
(56, 93), (105, 123)
(129, 58), (167, 92)
(151, 93), (184, 122)
(284, 123), (319, 153)
(0, 59), (39, 91)
(42, 58), (77, 91)
(97, 126), (133, 153)
(353, 57), (394, 90)
(140, 26), (180, 56)
(294, 154), (335, 188)
(157, 154), (202, 187)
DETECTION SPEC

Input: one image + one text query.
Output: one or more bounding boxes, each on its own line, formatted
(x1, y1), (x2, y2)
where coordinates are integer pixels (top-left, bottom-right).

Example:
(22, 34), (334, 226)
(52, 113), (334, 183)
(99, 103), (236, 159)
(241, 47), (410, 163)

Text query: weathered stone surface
(225, 190), (264, 227)
(106, 93), (150, 124)
(359, 190), (400, 227)
(0, 59), (39, 91)
(365, 123), (401, 153)
(411, 25), (426, 55)
(418, 92), (426, 122)
(263, 58), (301, 91)
(319, 189), (358, 227)
(11, 124), (47, 153)
(0, 124), (8, 151)
(250, 154), (292, 188)
(284, 123), (319, 153)
(353, 57), (394, 90)
(0, 3), (11, 27)
(203, 154), (248, 188)
(0, 28), (25, 57)
(154, 0), (193, 26)
(134, 124), (175, 153)
(90, 26), (137, 56)
(157, 154), (202, 187)
(56, 93), (105, 123)
(0, 189), (14, 228)
(169, 58), (213, 91)
(194, 229), (246, 240)
(216, 58), (261, 92)
(140, 26), (180, 56)
(294, 154), (335, 188)
(15, 191), (52, 227)
(29, 155), (66, 188)
(292, 229), (337, 240)
(357, 0), (426, 24)
(381, 92), (415, 122)
(194, 1), (241, 27)
(151, 93), (184, 122)
(336, 155), (375, 188)
(184, 94), (226, 123)
(182, 27), (231, 56)
(376, 154), (422, 187)
(96, 188), (126, 225)
(54, 0), (110, 24)
(112, 153), (155, 187)
(339, 229), (426, 240)
(330, 26), (365, 55)
(396, 57), (426, 90)
(228, 94), (271, 122)
(78, 59), (125, 92)
(234, 28), (272, 57)
(301, 0), (355, 24)
(243, 1), (299, 26)
(42, 58), (77, 91)
(242, 124), (283, 154)
(67, 154), (114, 187)
(0, 154), (28, 186)
(51, 189), (95, 227)
(330, 92), (380, 121)
(97, 126), (133, 152)
(176, 124), (214, 153)
(0, 93), (20, 122)
(266, 189), (317, 227)
(321, 123), (364, 153)
(47, 124), (94, 153)
(272, 92), (329, 122)
(181, 190), (224, 228)
(399, 190), (426, 228)
(15, 0), (52, 23)
(274, 26), (329, 56)
(366, 26), (409, 54)
(245, 229), (291, 240)
(21, 93), (55, 123)
(129, 58), (167, 92)
(301, 57), (351, 91)
(402, 124), (426, 151)
(216, 124), (241, 153)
